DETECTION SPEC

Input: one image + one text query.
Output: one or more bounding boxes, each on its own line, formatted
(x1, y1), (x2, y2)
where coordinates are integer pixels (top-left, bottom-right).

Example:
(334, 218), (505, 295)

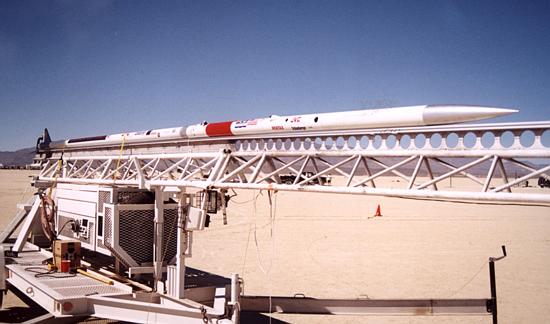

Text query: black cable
(44, 219), (76, 273)
(56, 219), (75, 239)
(161, 210), (179, 262)
(24, 266), (76, 279)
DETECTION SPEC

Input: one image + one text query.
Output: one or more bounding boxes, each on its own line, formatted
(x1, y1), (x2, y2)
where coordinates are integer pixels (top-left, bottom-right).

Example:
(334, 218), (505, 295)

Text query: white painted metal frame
(240, 295), (491, 315)
(36, 121), (550, 204)
(6, 249), (132, 318)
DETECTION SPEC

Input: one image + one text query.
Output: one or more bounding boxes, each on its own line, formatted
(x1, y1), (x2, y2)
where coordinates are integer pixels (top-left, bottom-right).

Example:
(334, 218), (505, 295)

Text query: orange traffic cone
(374, 204), (382, 217)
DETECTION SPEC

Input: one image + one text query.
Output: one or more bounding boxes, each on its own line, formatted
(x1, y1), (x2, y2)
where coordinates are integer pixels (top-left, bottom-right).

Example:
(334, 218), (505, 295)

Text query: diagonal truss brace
(35, 148), (550, 205)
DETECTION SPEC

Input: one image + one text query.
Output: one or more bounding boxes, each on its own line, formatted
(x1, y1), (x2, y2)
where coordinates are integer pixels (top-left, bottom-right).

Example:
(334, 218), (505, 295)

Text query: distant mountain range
(0, 147), (35, 167)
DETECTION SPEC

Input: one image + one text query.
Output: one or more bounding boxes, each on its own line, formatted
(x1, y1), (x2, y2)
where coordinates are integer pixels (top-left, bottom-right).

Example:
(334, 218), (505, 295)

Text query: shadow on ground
(241, 312), (290, 324)
(0, 306), (48, 323)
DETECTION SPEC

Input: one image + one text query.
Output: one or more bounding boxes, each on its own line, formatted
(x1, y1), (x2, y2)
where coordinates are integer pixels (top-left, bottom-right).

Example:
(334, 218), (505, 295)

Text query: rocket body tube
(191, 105), (516, 137)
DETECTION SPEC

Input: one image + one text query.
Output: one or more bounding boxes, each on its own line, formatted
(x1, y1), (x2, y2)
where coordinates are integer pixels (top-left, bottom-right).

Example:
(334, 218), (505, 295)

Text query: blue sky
(1, 0), (549, 150)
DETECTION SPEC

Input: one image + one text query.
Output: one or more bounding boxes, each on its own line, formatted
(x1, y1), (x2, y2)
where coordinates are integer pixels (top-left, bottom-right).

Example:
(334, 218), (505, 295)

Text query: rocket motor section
(99, 126), (187, 145)
(184, 115), (314, 137)
(230, 115), (311, 135)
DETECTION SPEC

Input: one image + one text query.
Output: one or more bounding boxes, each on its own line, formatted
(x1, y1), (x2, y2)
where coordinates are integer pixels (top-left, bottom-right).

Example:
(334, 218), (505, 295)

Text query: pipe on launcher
(60, 105), (517, 148)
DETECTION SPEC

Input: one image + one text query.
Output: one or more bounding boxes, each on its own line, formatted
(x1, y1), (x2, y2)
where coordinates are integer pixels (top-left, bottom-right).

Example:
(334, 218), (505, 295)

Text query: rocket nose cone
(470, 106), (518, 116)
(422, 105), (518, 125)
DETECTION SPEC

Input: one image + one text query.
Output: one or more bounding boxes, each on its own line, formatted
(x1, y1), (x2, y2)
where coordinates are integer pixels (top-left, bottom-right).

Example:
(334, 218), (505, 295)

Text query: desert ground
(1, 169), (549, 323)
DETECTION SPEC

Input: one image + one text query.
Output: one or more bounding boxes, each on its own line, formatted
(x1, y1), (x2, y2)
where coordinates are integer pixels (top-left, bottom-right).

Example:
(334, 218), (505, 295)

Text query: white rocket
(60, 104), (516, 148)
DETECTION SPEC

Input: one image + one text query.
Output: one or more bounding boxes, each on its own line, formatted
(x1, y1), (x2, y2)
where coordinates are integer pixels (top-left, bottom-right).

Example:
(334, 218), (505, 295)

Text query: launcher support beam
(153, 186), (164, 291)
(12, 197), (41, 253)
(174, 191), (188, 299)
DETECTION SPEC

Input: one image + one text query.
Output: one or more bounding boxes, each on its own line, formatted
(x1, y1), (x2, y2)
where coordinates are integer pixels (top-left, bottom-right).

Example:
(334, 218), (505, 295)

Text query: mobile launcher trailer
(3, 107), (550, 322)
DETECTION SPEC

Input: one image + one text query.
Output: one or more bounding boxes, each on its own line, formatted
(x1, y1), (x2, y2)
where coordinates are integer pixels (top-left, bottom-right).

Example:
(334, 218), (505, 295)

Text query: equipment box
(53, 239), (81, 270)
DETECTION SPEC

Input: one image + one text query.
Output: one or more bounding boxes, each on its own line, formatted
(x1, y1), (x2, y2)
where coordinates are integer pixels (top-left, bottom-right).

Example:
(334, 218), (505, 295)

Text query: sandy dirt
(1, 170), (549, 323)
(0, 170), (40, 315)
